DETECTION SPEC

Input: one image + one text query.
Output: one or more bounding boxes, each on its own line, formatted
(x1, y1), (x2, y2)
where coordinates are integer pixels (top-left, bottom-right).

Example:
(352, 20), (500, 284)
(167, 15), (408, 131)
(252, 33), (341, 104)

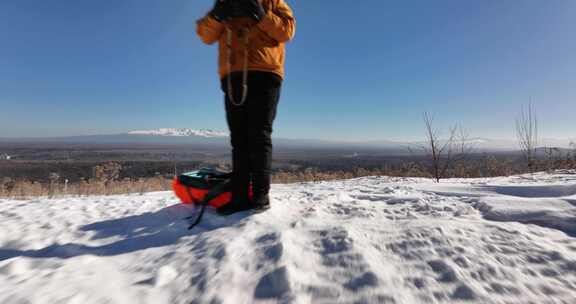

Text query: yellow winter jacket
(196, 0), (295, 79)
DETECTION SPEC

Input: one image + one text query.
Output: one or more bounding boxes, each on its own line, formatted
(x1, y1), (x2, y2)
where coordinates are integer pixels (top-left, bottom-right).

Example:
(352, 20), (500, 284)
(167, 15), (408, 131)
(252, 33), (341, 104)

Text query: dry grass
(272, 165), (427, 184)
(0, 176), (172, 199)
(0, 168), (424, 199)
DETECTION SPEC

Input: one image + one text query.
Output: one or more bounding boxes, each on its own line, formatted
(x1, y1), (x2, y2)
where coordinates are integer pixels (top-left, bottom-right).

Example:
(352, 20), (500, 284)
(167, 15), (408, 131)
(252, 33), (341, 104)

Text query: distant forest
(1, 142), (575, 198)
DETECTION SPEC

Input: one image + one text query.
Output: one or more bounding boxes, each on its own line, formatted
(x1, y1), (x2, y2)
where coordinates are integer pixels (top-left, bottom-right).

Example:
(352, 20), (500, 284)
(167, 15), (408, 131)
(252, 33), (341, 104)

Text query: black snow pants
(221, 71), (282, 202)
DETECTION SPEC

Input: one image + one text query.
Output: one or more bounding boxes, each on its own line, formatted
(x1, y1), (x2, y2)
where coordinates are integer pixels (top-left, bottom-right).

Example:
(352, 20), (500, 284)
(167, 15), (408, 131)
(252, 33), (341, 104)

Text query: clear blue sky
(1, 0), (575, 141)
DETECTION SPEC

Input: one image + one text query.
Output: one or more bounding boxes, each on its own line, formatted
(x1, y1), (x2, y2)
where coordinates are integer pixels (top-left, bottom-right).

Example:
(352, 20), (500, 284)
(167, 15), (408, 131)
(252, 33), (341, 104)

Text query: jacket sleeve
(257, 0), (295, 43)
(196, 15), (224, 45)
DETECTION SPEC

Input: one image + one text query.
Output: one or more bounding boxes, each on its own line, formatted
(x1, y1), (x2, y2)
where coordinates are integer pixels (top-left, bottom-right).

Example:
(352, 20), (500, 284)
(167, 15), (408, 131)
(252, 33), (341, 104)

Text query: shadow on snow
(0, 203), (250, 261)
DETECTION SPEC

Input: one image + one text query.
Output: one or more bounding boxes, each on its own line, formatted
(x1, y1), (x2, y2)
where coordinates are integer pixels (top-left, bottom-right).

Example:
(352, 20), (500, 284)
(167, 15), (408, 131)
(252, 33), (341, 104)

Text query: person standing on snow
(196, 0), (295, 215)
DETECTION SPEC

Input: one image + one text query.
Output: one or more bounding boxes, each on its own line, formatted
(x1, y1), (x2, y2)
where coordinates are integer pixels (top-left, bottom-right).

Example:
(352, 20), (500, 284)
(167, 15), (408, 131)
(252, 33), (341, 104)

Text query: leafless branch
(421, 112), (474, 182)
(515, 102), (539, 172)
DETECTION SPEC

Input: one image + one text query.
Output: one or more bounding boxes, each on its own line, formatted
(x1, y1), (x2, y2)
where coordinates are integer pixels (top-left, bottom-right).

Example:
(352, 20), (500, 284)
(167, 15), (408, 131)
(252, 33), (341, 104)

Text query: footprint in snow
(254, 232), (284, 264)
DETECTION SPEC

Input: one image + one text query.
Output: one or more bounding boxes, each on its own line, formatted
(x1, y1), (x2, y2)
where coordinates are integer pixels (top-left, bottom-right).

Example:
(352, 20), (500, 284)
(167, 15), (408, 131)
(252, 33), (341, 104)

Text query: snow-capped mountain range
(125, 129), (574, 150)
(1, 128), (573, 152)
(128, 128), (228, 138)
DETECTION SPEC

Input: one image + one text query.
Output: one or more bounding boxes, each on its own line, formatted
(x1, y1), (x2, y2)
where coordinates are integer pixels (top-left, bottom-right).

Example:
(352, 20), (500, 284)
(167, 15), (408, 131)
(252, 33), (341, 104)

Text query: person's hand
(210, 0), (229, 22)
(245, 0), (266, 22)
(227, 0), (247, 19)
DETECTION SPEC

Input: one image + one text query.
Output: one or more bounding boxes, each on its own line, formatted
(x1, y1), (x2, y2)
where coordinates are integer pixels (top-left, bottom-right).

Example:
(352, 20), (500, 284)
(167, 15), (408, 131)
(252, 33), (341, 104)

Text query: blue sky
(1, 0), (575, 141)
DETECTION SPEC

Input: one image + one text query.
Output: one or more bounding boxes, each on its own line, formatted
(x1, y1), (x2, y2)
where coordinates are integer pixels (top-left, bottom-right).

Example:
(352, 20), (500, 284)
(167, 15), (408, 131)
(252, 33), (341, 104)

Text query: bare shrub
(392, 162), (427, 178)
(516, 103), (539, 172)
(92, 162), (122, 195)
(1, 177), (16, 197)
(93, 162), (122, 184)
(47, 172), (60, 198)
(569, 142), (576, 169)
(420, 112), (474, 182)
(544, 147), (563, 173)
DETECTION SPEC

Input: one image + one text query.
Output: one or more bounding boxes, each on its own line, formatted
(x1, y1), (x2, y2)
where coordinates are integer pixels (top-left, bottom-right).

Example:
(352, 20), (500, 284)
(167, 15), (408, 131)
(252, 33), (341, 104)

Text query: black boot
(251, 193), (271, 212)
(216, 198), (253, 216)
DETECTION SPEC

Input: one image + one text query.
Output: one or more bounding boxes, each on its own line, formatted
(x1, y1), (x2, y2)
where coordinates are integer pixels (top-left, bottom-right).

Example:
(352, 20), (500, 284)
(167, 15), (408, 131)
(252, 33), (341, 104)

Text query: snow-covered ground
(1, 172), (576, 304)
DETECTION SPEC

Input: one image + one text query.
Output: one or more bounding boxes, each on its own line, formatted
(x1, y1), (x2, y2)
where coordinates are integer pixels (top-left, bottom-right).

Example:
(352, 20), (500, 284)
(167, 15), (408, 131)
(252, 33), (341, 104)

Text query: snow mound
(1, 172), (576, 303)
(412, 171), (576, 237)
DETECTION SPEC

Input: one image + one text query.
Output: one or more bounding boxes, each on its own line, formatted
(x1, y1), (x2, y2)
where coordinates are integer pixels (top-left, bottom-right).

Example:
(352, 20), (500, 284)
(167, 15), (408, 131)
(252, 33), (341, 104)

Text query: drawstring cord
(226, 26), (250, 106)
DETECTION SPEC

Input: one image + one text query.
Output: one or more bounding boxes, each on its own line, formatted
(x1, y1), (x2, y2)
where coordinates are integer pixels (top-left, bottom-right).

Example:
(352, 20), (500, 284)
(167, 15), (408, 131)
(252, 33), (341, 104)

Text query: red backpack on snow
(172, 168), (252, 229)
